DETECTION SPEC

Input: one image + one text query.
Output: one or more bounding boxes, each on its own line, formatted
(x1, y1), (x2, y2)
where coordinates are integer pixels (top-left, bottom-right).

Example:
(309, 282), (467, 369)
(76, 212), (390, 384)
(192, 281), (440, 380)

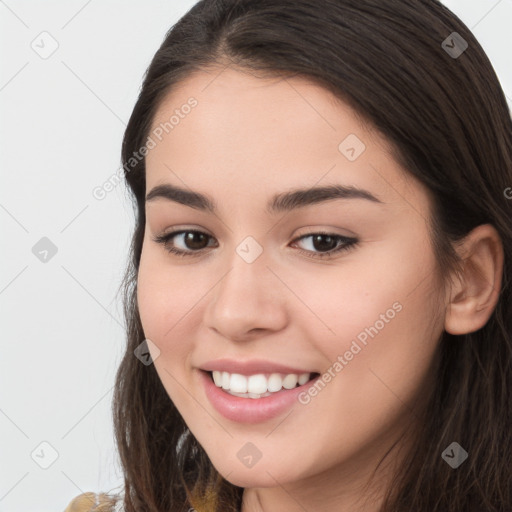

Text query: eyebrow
(145, 183), (383, 214)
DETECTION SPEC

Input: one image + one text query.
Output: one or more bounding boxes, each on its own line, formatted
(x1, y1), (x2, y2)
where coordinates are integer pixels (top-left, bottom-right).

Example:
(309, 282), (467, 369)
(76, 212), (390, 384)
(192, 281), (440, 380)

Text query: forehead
(149, 66), (384, 152)
(145, 67), (429, 216)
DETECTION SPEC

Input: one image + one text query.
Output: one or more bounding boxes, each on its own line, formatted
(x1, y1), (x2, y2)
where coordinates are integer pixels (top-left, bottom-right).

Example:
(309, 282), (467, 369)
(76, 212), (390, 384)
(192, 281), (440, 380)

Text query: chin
(222, 470), (282, 489)
(211, 457), (302, 488)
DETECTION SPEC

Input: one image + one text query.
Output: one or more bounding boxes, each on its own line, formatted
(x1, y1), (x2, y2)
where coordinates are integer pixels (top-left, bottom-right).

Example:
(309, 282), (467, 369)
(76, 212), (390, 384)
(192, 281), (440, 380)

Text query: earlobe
(444, 224), (504, 336)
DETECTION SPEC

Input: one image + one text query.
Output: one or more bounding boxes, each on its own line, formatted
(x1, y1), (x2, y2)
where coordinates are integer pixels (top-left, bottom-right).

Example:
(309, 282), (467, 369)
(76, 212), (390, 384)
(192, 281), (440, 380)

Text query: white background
(0, 1), (511, 510)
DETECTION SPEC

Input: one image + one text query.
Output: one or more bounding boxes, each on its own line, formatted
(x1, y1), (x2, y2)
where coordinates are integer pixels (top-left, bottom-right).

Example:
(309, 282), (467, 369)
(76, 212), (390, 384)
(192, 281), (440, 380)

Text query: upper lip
(199, 358), (316, 375)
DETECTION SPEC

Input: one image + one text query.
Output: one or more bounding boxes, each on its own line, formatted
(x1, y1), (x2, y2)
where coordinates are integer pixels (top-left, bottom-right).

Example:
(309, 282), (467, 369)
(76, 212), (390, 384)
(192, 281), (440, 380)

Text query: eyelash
(152, 229), (358, 260)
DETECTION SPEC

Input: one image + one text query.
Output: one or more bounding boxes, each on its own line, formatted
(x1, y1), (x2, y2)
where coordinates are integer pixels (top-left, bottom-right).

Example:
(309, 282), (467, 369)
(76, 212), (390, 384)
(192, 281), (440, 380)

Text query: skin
(136, 66), (503, 512)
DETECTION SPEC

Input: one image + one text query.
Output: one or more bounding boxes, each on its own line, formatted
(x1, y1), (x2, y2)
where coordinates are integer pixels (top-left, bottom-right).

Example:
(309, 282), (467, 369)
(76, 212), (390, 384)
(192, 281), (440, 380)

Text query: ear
(444, 224), (504, 335)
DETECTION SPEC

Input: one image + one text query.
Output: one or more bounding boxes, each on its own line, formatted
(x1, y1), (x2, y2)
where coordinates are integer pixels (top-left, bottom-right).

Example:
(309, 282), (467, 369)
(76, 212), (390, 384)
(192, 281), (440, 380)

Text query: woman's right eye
(152, 230), (217, 257)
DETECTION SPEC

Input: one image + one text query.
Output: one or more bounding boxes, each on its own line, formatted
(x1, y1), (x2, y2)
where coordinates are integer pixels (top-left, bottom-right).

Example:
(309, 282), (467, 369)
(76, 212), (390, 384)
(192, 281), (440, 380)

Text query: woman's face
(137, 67), (446, 492)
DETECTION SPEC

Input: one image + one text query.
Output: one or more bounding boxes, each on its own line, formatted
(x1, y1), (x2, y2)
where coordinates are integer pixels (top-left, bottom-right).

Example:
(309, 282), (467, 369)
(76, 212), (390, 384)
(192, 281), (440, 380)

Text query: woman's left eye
(152, 230), (358, 260)
(291, 232), (358, 258)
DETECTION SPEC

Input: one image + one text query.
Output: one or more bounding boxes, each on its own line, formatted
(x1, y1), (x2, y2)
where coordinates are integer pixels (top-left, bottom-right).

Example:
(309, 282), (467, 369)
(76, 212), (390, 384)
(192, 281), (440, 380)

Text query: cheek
(136, 248), (195, 362)
(334, 276), (440, 407)
(299, 235), (442, 393)
(290, 270), (442, 473)
(289, 241), (428, 345)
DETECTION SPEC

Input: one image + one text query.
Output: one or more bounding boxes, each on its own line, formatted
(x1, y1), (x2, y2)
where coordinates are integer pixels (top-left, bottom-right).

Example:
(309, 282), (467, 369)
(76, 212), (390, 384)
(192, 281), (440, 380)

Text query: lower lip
(199, 370), (319, 423)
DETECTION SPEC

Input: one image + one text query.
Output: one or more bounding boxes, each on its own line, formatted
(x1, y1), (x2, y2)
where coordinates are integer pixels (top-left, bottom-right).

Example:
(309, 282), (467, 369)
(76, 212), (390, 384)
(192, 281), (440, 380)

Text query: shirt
(64, 492), (123, 512)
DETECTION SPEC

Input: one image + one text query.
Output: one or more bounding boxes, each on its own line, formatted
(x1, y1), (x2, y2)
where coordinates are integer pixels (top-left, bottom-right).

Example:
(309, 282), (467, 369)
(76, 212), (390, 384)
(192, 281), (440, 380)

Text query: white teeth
(282, 374), (298, 389)
(298, 373), (310, 385)
(221, 371), (230, 390)
(248, 391), (267, 399)
(211, 370), (312, 395)
(212, 371), (222, 387)
(247, 374), (267, 394)
(267, 373), (283, 392)
(229, 373), (248, 393)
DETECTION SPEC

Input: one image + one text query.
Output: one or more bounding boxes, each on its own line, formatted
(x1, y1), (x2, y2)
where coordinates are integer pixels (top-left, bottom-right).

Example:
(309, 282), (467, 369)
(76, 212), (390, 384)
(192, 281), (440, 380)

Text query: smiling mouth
(205, 370), (320, 399)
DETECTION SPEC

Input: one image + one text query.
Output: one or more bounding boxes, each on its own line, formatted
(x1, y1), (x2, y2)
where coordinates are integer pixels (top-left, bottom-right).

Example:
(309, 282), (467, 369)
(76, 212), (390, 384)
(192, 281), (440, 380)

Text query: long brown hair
(111, 1), (512, 510)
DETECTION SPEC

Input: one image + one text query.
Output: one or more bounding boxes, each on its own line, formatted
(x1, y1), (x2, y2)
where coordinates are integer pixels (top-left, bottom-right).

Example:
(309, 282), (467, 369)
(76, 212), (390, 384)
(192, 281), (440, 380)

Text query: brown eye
(181, 231), (210, 250)
(310, 234), (338, 252)
(292, 232), (358, 259)
(152, 230), (217, 257)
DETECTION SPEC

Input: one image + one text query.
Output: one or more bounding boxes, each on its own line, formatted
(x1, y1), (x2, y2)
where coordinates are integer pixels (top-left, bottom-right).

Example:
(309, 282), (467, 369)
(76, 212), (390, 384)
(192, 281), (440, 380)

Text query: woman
(65, 0), (512, 510)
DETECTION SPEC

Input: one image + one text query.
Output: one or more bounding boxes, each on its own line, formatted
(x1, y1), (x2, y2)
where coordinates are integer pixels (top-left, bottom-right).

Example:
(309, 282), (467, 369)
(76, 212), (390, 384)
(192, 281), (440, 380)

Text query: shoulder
(64, 492), (122, 512)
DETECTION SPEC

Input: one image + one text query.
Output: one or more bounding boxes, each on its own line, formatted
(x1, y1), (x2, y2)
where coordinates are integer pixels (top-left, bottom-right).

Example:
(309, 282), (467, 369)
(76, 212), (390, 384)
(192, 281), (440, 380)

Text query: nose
(203, 248), (289, 342)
